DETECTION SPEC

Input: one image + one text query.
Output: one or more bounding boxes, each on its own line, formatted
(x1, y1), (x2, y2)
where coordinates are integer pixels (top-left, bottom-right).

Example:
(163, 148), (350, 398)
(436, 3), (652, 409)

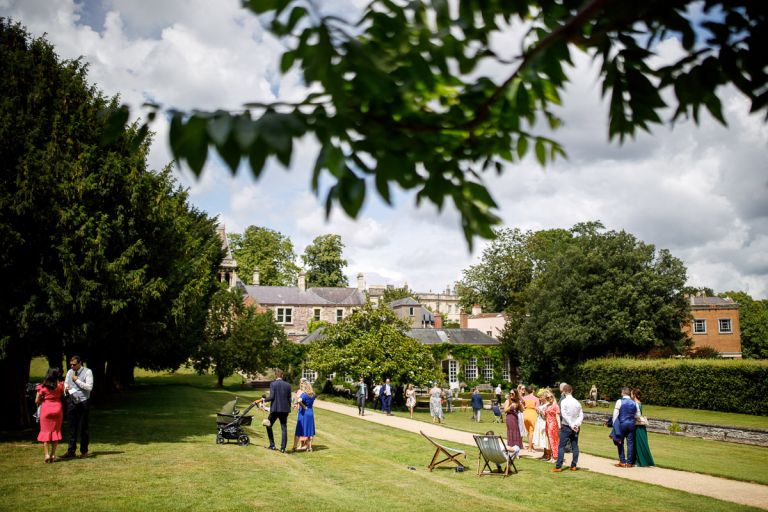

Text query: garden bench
(420, 431), (466, 472)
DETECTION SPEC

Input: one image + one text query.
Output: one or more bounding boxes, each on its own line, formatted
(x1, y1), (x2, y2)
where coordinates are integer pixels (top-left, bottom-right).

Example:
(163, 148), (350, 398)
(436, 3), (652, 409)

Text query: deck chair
(420, 431), (466, 472)
(473, 435), (518, 477)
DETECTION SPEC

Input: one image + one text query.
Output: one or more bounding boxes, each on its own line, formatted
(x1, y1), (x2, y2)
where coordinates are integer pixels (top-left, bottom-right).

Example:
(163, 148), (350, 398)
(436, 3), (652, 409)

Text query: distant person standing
(552, 383), (583, 472)
(405, 383), (417, 419)
(373, 381), (382, 410)
(631, 388), (655, 467)
(355, 376), (368, 416)
(62, 356), (94, 459)
(470, 387), (483, 422)
(258, 370), (292, 453)
(36, 368), (64, 463)
(429, 382), (444, 424)
(381, 378), (394, 415)
(446, 387), (454, 413)
(522, 385), (540, 452)
(611, 387), (640, 468)
(494, 383), (502, 405)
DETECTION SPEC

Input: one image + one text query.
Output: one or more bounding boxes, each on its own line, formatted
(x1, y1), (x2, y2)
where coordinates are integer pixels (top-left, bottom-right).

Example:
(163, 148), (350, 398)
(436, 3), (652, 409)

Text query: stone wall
(583, 411), (768, 447)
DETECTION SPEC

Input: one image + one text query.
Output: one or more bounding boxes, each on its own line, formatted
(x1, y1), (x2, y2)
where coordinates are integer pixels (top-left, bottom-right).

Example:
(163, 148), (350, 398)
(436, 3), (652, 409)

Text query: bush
(573, 358), (768, 415)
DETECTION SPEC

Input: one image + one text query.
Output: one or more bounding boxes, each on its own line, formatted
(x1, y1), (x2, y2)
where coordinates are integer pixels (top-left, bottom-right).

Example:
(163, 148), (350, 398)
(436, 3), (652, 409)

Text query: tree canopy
(301, 233), (349, 287)
(193, 286), (289, 387)
(0, 20), (223, 428)
(119, 0), (768, 247)
(306, 303), (441, 385)
(502, 222), (690, 383)
(229, 225), (300, 286)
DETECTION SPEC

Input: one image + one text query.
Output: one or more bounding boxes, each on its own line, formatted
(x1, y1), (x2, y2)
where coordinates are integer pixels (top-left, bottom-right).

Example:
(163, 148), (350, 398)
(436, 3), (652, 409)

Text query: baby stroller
(492, 401), (503, 423)
(216, 397), (257, 446)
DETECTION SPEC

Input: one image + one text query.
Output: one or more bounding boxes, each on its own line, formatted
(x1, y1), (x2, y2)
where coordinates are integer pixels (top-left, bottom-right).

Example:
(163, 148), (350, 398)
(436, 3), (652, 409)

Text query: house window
(336, 309), (344, 322)
(693, 319), (706, 334)
(313, 308), (321, 321)
(482, 357), (493, 381)
(448, 360), (458, 385)
(276, 307), (293, 324)
(465, 357), (477, 380)
(718, 318), (733, 334)
(302, 368), (317, 382)
(344, 374), (353, 383)
(501, 359), (511, 382)
(409, 306), (415, 317)
(486, 331), (493, 337)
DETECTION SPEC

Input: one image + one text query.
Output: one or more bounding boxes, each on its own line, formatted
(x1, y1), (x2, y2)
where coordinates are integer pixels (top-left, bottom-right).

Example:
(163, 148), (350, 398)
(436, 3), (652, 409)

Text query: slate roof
(242, 285), (366, 306)
(389, 297), (421, 307)
(689, 296), (738, 307)
(297, 327), (499, 346)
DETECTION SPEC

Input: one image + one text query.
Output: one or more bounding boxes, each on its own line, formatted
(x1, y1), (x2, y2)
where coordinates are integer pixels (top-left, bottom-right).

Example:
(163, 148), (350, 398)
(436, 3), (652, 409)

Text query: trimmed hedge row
(573, 358), (768, 416)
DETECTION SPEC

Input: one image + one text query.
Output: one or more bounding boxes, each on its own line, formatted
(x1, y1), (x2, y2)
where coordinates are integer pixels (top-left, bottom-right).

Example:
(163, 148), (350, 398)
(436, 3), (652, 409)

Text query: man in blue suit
(380, 378), (394, 416)
(611, 387), (639, 467)
(259, 370), (292, 452)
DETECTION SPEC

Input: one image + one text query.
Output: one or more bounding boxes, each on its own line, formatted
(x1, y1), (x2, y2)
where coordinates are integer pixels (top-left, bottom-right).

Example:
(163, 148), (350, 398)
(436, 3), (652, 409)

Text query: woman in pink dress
(36, 368), (64, 463)
(542, 390), (561, 462)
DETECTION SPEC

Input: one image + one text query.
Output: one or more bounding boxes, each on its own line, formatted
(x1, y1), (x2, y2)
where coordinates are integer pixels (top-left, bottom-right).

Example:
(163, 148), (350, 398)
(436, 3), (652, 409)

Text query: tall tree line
(0, 20), (223, 428)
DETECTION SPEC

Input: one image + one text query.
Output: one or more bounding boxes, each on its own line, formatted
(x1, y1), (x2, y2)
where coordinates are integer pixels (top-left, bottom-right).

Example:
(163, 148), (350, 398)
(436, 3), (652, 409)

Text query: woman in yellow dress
(522, 385), (540, 452)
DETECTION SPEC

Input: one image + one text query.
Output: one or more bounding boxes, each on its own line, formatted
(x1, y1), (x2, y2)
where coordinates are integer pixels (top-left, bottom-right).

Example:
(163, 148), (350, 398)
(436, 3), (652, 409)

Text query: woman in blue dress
(293, 381), (316, 452)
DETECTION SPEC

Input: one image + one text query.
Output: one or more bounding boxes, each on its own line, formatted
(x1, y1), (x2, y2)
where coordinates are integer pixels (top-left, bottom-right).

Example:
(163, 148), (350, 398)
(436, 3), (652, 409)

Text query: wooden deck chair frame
(473, 435), (518, 477)
(420, 431), (466, 472)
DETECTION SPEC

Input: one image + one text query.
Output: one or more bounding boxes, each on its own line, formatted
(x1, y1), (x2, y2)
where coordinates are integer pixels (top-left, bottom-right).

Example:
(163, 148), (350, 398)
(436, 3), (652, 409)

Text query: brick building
(683, 295), (742, 358)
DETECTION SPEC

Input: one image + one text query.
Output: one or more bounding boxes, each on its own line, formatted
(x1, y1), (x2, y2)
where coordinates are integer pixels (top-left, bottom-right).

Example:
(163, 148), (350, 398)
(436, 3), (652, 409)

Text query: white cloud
(3, 0), (766, 299)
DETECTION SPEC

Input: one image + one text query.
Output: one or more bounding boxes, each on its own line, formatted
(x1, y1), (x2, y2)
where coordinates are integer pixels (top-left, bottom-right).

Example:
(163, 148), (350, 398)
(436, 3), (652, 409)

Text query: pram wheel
(216, 433), (225, 444)
(237, 434), (250, 446)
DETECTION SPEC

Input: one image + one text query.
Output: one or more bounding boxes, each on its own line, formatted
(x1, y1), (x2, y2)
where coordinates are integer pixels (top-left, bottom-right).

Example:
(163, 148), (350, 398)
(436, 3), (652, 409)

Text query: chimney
(472, 304), (482, 316)
(435, 314), (443, 329)
(252, 270), (260, 286)
(357, 272), (365, 291)
(460, 310), (468, 329)
(298, 272), (306, 291)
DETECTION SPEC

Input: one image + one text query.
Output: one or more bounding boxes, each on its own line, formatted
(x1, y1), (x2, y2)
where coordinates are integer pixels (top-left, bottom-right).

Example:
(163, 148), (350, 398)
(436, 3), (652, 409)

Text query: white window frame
(276, 307), (293, 324)
(302, 368), (317, 382)
(336, 309), (344, 322)
(482, 356), (493, 381)
(501, 358), (511, 382)
(693, 319), (706, 334)
(447, 360), (458, 386)
(465, 356), (478, 380)
(718, 318), (733, 334)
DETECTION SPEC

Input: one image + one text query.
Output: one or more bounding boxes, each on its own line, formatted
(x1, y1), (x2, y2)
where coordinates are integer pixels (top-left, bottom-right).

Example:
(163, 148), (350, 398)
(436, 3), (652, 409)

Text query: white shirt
(495, 385), (501, 394)
(373, 385), (381, 396)
(560, 393), (583, 429)
(64, 366), (94, 403)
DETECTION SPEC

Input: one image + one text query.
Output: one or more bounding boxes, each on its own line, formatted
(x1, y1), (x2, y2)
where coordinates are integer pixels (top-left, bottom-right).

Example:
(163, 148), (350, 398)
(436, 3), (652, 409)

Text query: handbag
(635, 415), (648, 426)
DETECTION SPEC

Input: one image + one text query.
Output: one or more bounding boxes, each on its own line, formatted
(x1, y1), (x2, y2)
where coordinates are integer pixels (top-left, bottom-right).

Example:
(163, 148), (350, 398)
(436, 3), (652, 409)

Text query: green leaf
(517, 136), (529, 159)
(99, 105), (130, 145)
(234, 113), (259, 149)
(207, 111), (232, 146)
(534, 138), (546, 166)
(248, 142), (268, 180)
(280, 50), (296, 73)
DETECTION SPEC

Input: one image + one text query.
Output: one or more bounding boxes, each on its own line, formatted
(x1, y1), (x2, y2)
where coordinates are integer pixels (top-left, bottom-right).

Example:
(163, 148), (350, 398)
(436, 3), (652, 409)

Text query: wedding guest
(611, 387), (640, 468)
(405, 383), (417, 419)
(631, 388), (655, 467)
(429, 382), (444, 424)
(470, 387), (483, 422)
(522, 385), (540, 451)
(36, 368), (64, 463)
(503, 391), (523, 453)
(542, 389), (560, 462)
(355, 376), (367, 416)
(552, 383), (582, 472)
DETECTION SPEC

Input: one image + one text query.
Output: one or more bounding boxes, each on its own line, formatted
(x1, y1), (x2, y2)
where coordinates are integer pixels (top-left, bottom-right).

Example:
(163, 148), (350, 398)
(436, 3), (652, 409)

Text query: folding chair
(420, 431), (466, 472)
(473, 435), (518, 477)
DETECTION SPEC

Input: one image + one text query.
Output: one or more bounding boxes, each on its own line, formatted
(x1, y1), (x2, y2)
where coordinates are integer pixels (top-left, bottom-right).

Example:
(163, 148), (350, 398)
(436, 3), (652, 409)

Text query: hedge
(573, 358), (768, 416)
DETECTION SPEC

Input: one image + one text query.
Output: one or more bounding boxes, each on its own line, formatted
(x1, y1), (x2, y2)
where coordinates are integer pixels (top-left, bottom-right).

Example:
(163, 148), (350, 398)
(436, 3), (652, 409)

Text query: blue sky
(3, 0), (766, 298)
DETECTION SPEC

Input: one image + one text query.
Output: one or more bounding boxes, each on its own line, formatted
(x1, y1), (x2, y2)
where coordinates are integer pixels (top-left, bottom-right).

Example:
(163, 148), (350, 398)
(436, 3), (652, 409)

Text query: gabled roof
(389, 297), (421, 307)
(242, 285), (365, 306)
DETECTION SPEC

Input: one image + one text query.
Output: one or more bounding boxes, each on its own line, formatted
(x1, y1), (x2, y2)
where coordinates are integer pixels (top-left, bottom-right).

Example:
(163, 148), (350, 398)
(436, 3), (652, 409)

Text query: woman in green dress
(632, 388), (655, 467)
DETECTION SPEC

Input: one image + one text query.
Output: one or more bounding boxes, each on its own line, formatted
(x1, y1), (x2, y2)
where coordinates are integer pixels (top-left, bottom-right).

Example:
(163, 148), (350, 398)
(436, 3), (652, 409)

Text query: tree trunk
(89, 354), (106, 402)
(217, 372), (225, 388)
(0, 340), (33, 430)
(105, 357), (134, 393)
(46, 352), (64, 372)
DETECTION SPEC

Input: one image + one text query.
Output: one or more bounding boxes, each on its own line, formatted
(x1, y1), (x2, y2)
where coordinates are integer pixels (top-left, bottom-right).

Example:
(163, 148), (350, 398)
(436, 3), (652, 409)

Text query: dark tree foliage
(193, 286), (290, 387)
(301, 233), (349, 287)
(719, 291), (768, 359)
(121, 0), (767, 247)
(508, 222), (689, 383)
(381, 286), (415, 304)
(0, 20), (223, 428)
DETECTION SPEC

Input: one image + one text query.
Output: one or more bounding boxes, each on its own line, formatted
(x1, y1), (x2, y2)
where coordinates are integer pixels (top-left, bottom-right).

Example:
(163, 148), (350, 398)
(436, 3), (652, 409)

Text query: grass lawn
(1, 370), (763, 511)
(374, 403), (768, 485)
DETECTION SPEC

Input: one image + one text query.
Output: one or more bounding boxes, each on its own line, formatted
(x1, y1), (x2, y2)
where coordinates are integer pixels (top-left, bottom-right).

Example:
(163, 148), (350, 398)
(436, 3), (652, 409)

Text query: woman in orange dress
(522, 385), (540, 451)
(36, 368), (64, 463)
(542, 390), (561, 462)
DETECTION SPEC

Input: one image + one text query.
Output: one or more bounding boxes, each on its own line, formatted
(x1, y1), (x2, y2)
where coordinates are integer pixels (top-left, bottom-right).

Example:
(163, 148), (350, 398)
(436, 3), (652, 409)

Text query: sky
(2, 0), (766, 298)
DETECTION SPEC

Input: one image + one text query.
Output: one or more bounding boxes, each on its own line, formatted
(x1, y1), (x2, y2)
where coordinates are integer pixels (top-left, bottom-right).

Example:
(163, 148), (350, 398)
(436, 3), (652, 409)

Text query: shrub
(573, 358), (768, 415)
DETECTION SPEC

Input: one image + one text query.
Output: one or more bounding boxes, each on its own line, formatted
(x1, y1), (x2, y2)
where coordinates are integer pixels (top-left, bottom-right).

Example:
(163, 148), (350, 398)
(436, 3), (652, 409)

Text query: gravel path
(315, 400), (768, 510)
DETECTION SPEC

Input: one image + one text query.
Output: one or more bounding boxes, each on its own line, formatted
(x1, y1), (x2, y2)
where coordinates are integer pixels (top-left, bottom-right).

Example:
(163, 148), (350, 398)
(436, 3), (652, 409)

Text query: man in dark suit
(381, 378), (393, 415)
(259, 370), (292, 452)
